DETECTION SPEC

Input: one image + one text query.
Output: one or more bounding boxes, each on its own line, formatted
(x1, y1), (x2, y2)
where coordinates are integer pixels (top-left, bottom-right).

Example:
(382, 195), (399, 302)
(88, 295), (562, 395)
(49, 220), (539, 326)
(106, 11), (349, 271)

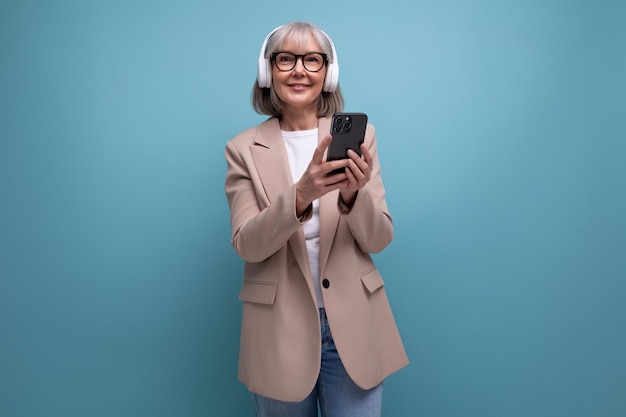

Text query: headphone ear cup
(265, 58), (273, 88)
(257, 25), (283, 89)
(320, 29), (339, 93)
(257, 56), (266, 88)
(323, 62), (339, 92)
(257, 55), (272, 88)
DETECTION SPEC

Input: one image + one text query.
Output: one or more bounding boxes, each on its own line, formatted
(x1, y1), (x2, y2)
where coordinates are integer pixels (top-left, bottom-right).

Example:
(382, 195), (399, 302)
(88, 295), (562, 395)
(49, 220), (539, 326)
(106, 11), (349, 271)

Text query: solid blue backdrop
(1, 1), (625, 416)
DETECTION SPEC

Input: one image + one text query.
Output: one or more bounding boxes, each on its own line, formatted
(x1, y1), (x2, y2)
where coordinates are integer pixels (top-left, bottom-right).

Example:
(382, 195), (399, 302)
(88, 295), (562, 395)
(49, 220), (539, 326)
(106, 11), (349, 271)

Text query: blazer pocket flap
(238, 280), (277, 305)
(360, 269), (385, 294)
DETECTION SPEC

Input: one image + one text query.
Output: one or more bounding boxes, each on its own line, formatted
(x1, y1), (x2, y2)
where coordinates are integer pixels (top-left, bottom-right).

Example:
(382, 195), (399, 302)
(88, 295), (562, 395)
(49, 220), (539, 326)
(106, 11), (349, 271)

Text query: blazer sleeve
(224, 138), (310, 263)
(341, 124), (394, 254)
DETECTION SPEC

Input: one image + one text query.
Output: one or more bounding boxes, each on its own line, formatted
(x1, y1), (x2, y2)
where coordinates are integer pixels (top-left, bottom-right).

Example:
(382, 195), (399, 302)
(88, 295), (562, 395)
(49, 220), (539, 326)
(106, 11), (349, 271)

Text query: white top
(281, 128), (323, 308)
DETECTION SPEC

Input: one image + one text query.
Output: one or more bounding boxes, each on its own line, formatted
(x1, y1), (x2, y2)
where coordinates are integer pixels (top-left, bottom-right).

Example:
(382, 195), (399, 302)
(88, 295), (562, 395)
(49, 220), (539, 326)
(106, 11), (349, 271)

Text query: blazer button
(322, 278), (330, 289)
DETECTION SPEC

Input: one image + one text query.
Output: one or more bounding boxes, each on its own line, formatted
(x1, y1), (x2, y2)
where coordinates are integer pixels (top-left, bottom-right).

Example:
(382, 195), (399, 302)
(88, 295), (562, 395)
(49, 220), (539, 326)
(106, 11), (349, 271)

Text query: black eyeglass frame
(270, 52), (328, 73)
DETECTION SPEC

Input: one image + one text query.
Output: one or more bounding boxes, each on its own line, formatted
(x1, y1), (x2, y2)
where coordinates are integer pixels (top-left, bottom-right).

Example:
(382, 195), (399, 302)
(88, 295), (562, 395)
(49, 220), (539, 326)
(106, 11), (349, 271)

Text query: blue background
(1, 0), (625, 416)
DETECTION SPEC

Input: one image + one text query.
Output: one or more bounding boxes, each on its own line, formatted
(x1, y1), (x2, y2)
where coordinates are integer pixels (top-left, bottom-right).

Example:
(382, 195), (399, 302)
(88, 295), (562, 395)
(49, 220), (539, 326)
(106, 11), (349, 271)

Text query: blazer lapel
(317, 117), (341, 276)
(250, 118), (293, 202)
(249, 117), (312, 284)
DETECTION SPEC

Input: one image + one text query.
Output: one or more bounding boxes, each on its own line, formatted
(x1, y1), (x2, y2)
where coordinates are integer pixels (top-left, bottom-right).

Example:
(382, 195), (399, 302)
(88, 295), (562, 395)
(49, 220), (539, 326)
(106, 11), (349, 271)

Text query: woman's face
(271, 34), (327, 114)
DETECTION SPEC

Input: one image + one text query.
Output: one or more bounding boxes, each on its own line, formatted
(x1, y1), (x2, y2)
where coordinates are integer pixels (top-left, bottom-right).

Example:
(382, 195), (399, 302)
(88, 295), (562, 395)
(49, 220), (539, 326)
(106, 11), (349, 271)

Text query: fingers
(299, 134), (349, 203)
(360, 143), (373, 165)
(345, 147), (371, 188)
(347, 148), (370, 175)
(312, 134), (333, 164)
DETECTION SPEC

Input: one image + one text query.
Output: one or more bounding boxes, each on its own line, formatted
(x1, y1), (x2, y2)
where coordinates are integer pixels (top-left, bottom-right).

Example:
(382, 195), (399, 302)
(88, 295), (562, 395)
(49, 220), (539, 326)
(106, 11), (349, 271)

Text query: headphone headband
(257, 24), (339, 93)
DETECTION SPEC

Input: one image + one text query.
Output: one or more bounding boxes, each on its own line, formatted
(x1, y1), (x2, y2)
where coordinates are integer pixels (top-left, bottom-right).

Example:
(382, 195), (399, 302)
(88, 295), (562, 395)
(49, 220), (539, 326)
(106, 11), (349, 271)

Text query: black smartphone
(327, 112), (368, 175)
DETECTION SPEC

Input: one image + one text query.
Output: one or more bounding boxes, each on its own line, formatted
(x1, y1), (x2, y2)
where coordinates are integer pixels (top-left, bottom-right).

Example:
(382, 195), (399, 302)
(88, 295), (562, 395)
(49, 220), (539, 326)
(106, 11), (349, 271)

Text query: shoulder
(226, 117), (277, 149)
(227, 125), (259, 149)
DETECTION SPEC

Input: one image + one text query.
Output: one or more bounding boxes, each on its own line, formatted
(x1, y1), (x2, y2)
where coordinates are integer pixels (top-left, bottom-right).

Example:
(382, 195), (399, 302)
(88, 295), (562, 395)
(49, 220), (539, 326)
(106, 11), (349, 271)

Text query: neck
(279, 108), (318, 131)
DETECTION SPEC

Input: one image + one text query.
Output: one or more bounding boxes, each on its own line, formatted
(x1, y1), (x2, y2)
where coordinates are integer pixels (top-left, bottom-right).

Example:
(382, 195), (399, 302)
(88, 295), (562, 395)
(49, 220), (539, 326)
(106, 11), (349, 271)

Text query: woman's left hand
(339, 143), (372, 205)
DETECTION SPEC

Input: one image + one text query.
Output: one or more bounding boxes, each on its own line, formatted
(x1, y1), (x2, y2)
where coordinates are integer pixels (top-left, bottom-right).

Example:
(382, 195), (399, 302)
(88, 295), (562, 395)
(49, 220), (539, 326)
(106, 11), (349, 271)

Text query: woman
(224, 22), (408, 417)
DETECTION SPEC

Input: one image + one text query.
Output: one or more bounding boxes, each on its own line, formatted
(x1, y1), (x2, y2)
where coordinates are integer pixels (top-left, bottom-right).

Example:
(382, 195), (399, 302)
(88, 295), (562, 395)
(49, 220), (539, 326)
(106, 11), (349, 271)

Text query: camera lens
(343, 122), (351, 130)
(334, 126), (342, 133)
(335, 117), (343, 125)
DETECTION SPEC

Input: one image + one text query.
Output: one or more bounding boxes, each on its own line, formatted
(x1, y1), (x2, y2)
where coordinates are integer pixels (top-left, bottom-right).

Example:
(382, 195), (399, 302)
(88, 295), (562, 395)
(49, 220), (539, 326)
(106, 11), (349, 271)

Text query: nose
(292, 57), (306, 74)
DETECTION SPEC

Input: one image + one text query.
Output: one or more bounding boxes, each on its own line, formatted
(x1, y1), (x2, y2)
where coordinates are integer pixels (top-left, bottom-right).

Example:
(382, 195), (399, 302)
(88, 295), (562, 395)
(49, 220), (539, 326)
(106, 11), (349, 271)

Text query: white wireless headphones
(257, 24), (340, 93)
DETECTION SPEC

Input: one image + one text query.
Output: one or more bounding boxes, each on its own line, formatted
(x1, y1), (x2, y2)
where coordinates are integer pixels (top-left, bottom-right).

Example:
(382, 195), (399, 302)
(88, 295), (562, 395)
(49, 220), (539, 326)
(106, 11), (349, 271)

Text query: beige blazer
(224, 116), (408, 402)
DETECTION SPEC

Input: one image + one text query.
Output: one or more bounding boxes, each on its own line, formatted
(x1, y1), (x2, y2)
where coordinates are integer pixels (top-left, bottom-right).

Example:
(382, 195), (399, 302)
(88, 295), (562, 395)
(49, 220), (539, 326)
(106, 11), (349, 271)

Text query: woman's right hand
(295, 134), (349, 217)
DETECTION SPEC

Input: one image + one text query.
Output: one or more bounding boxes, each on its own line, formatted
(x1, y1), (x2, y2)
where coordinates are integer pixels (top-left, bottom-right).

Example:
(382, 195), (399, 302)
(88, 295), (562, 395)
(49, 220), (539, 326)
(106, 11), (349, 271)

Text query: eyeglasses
(271, 52), (327, 72)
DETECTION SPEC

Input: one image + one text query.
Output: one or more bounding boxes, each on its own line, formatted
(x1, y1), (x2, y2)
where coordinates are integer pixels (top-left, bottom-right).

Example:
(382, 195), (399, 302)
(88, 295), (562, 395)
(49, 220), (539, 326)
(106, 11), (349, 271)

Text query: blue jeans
(252, 308), (383, 417)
